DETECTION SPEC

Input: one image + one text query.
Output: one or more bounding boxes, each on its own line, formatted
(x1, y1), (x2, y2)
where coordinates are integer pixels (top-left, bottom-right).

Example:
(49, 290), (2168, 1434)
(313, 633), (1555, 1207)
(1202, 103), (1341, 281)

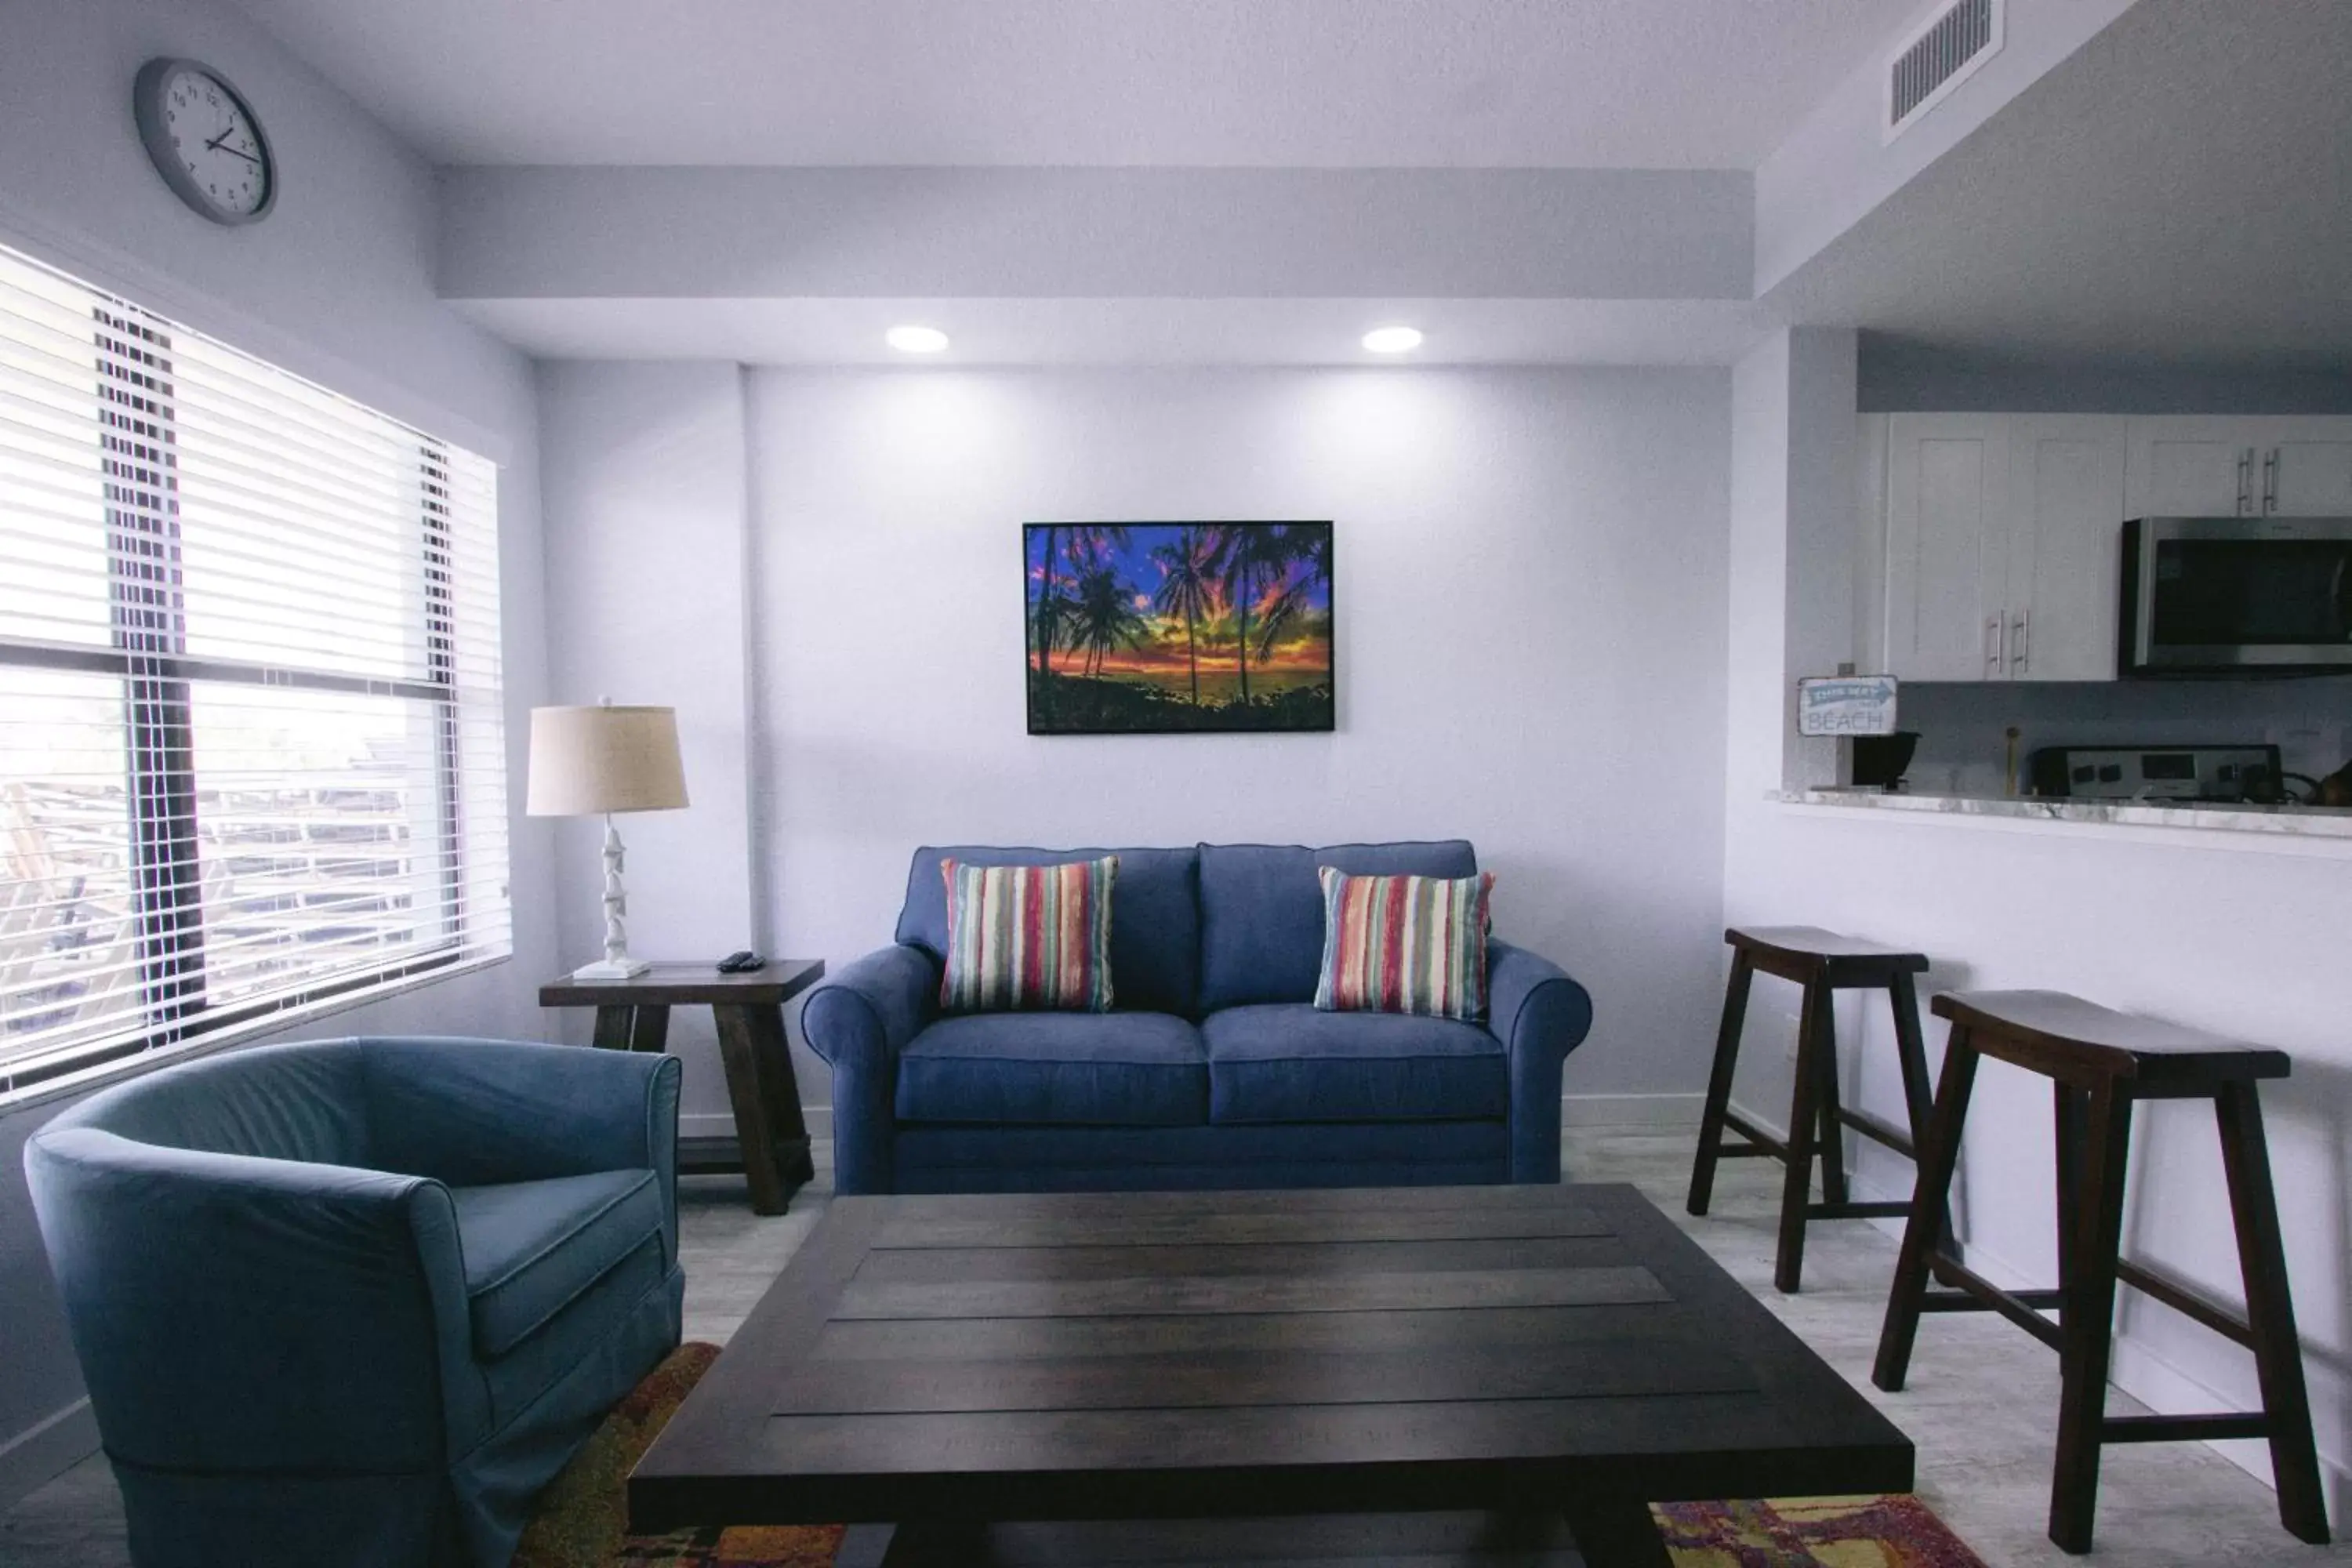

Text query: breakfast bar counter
(1775, 789), (2352, 848)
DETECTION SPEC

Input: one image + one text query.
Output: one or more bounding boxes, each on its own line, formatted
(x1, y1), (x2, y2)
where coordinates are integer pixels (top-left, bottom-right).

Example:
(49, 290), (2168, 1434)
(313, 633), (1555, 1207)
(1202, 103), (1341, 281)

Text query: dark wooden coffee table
(631, 1184), (1912, 1566)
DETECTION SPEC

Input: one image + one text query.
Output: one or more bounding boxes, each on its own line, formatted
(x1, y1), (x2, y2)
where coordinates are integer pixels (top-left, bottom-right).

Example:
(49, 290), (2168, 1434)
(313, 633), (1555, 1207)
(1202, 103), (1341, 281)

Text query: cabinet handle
(2237, 448), (2255, 515)
(2012, 609), (2030, 674)
(1986, 615), (2005, 674)
(2263, 447), (2280, 514)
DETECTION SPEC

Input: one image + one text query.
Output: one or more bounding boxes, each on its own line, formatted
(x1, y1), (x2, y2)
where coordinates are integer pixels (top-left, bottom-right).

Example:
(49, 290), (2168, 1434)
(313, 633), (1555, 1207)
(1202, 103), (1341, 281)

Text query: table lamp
(527, 699), (689, 980)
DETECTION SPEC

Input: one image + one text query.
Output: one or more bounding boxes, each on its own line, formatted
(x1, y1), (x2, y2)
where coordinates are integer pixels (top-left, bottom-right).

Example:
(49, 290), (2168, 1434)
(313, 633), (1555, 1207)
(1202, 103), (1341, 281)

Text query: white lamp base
(570, 956), (652, 982)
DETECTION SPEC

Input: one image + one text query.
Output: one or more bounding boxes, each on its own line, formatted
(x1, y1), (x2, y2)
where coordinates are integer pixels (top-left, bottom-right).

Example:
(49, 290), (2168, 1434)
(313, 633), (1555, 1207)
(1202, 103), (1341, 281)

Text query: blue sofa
(23, 1036), (684, 1568)
(803, 841), (1594, 1195)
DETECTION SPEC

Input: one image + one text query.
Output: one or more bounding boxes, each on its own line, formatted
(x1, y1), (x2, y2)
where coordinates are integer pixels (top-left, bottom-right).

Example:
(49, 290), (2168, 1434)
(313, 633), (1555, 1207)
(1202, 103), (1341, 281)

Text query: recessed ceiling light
(1362, 326), (1424, 354)
(886, 325), (950, 354)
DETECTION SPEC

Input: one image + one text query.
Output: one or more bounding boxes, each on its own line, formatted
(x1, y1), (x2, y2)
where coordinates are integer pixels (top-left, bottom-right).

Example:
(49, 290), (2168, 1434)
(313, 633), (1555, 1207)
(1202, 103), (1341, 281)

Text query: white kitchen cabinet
(1882, 414), (2128, 683)
(2006, 416), (2129, 682)
(1884, 414), (2008, 681)
(2263, 425), (2352, 514)
(2123, 417), (2274, 518)
(2125, 416), (2352, 517)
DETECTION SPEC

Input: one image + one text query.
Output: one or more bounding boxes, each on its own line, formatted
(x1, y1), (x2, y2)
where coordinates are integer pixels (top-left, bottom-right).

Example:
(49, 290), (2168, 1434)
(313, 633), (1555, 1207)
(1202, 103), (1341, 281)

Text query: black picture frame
(1024, 521), (1335, 735)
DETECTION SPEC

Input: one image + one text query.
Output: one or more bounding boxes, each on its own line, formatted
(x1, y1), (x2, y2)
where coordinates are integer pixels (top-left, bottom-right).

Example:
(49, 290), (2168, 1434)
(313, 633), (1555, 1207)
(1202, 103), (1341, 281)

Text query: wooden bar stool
(1687, 926), (1938, 1294)
(1872, 989), (2328, 1555)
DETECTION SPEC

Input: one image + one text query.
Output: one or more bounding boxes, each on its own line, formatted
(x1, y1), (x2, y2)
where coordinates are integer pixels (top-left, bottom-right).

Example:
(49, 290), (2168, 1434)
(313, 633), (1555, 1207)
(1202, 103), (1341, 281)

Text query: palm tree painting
(1025, 522), (1334, 735)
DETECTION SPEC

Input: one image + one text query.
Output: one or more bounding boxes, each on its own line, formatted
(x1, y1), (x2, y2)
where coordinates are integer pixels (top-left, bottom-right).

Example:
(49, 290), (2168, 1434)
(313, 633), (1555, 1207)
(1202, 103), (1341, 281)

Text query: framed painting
(1024, 521), (1334, 735)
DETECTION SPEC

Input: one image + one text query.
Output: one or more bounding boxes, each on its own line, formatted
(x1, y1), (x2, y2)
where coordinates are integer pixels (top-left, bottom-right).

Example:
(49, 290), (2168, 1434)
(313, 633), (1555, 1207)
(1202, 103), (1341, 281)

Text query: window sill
(0, 952), (512, 1120)
(1772, 789), (2352, 858)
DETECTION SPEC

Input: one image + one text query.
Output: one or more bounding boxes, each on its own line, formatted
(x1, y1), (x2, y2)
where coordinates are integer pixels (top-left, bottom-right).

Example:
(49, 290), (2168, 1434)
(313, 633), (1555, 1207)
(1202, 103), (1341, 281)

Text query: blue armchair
(23, 1036), (684, 1568)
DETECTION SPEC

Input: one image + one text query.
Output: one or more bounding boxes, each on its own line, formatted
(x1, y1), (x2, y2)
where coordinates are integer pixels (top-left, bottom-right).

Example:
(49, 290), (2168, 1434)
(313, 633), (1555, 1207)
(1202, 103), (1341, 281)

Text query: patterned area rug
(517, 1343), (1987, 1567)
(511, 1343), (844, 1568)
(1653, 1496), (1988, 1566)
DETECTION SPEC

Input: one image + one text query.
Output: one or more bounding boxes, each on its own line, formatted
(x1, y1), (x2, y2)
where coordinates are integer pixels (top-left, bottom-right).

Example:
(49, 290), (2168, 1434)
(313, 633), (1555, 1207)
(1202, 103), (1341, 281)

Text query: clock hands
(204, 129), (261, 166)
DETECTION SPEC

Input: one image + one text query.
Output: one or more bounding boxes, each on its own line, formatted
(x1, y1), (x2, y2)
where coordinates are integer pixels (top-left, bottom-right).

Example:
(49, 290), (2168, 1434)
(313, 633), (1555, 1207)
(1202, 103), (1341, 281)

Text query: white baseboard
(0, 1398), (97, 1512)
(1559, 1092), (1705, 1129)
(681, 1107), (832, 1142)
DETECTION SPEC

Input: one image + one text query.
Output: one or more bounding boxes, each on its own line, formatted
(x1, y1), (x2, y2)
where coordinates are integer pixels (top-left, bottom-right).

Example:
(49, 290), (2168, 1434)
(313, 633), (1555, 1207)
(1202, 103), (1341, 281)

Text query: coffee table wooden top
(630, 1183), (1911, 1535)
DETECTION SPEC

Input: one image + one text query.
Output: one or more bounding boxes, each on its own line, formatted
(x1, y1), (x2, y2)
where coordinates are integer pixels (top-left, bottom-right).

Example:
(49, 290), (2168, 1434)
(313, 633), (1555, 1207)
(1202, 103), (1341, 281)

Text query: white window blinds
(0, 242), (510, 1099)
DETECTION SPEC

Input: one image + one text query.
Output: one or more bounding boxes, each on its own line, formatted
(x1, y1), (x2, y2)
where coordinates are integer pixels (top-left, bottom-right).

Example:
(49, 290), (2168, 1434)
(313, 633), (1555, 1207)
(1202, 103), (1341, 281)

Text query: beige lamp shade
(526, 704), (690, 816)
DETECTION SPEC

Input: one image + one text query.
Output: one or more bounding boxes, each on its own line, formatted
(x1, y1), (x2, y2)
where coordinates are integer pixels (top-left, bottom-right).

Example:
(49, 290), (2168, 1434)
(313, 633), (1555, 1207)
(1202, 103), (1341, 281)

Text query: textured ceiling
(1769, 0), (2352, 363)
(227, 0), (1912, 169)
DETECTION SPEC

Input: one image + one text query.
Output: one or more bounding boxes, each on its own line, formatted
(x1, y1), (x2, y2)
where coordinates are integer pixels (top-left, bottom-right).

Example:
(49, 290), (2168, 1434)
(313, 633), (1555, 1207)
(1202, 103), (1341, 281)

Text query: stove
(2028, 744), (2281, 802)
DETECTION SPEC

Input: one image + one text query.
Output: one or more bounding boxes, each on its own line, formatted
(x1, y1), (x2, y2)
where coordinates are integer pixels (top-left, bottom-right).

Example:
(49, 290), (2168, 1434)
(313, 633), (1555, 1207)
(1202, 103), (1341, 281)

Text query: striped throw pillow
(938, 857), (1117, 1013)
(1312, 866), (1494, 1020)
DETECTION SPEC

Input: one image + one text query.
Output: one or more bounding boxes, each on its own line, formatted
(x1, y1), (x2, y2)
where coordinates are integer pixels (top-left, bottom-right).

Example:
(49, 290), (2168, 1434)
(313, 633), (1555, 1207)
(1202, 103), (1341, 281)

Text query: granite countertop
(1777, 788), (2352, 840)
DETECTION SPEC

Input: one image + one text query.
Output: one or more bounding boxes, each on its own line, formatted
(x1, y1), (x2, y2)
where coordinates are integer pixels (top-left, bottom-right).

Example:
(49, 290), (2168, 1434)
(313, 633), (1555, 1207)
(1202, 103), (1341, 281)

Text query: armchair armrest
(23, 1129), (488, 1471)
(802, 944), (938, 1195)
(1487, 939), (1595, 1184)
(357, 1037), (682, 1258)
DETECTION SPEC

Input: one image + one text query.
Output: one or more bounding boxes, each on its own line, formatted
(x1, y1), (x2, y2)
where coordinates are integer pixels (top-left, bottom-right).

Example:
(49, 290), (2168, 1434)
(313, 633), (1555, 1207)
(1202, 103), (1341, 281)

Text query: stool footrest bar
(2114, 1260), (2256, 1348)
(1836, 1109), (1919, 1158)
(1926, 1253), (2067, 1351)
(2102, 1412), (2271, 1444)
(1718, 1111), (1788, 1160)
(1806, 1200), (1912, 1220)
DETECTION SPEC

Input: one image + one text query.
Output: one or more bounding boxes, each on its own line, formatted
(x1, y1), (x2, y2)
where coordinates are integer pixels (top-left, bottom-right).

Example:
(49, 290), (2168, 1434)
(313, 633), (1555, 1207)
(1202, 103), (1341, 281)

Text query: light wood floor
(2, 1129), (2340, 1566)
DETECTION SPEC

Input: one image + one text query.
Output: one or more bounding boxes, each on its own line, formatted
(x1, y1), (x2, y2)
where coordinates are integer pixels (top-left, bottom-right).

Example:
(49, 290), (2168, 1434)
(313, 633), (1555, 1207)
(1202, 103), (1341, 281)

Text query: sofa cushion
(939, 855), (1117, 1012)
(451, 1168), (663, 1358)
(896, 1012), (1207, 1126)
(1197, 841), (1479, 1011)
(1314, 868), (1495, 1020)
(1203, 1004), (1508, 1123)
(898, 846), (1200, 1016)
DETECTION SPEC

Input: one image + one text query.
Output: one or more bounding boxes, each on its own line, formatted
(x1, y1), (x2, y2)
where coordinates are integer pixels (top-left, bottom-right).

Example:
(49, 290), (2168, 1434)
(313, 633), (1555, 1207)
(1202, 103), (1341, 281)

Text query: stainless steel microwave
(2122, 516), (2352, 675)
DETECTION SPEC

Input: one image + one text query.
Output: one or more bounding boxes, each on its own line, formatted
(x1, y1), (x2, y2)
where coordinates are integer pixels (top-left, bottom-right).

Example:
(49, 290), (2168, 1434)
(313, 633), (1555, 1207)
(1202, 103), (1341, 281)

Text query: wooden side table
(540, 960), (826, 1215)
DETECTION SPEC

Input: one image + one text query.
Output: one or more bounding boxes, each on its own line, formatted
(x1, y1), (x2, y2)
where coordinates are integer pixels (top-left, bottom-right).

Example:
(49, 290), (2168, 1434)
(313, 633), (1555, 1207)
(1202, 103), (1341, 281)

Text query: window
(0, 243), (509, 1099)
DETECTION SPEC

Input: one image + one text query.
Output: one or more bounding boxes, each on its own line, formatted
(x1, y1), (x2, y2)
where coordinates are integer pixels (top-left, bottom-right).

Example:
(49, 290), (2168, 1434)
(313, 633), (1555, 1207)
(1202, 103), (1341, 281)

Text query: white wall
(1725, 332), (2352, 1520)
(0, 0), (556, 1504)
(748, 367), (1735, 1109)
(539, 364), (1739, 1116)
(535, 361), (760, 1137)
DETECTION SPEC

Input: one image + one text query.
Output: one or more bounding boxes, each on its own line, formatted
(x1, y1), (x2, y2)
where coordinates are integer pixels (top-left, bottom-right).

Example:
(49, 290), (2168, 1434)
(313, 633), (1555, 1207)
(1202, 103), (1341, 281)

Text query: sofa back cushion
(1197, 840), (1478, 1011)
(898, 846), (1200, 1016)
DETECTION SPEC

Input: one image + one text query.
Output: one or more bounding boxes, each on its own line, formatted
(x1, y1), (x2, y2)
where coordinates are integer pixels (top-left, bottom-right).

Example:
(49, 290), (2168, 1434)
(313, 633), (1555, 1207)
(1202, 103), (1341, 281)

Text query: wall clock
(133, 58), (277, 226)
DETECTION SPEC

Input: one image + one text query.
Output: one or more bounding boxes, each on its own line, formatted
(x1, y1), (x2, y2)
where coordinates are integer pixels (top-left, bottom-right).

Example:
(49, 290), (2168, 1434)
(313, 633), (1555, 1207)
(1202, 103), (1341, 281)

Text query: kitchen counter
(1776, 788), (2352, 842)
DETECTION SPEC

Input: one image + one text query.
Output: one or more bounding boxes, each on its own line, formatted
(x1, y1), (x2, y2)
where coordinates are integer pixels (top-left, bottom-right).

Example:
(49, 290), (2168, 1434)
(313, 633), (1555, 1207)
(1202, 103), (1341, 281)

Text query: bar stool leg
(2049, 1083), (2132, 1555)
(1888, 973), (1936, 1145)
(2052, 1083), (2085, 1298)
(1812, 995), (1850, 1209)
(1874, 1025), (1979, 1393)
(1774, 977), (1829, 1294)
(2215, 1082), (2331, 1544)
(1686, 951), (1755, 1217)
(1889, 972), (1952, 1252)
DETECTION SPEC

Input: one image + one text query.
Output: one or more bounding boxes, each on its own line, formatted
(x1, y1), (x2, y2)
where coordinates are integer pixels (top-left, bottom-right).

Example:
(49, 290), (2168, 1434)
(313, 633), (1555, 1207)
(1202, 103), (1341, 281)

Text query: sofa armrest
(1487, 939), (1595, 1184)
(24, 1129), (488, 1470)
(802, 944), (939, 1195)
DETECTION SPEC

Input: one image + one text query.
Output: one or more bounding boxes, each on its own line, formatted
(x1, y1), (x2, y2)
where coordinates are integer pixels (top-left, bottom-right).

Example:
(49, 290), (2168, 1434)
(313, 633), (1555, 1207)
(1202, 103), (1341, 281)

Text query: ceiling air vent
(1885, 0), (2003, 141)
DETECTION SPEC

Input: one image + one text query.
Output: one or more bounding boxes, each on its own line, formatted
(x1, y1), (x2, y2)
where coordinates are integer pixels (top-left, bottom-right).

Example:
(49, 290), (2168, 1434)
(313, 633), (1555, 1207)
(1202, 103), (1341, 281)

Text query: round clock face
(135, 60), (275, 225)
